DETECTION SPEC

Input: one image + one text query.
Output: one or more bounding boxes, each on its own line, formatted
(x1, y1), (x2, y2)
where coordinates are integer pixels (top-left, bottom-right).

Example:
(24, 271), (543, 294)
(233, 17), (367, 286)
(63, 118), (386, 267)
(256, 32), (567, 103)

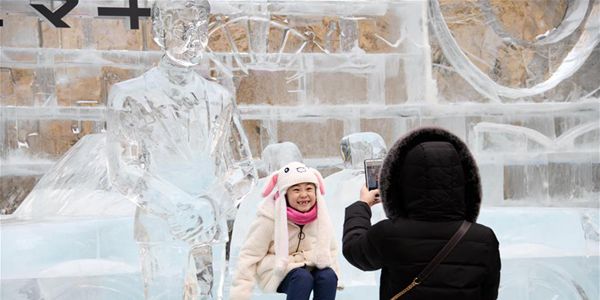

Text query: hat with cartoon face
(262, 161), (325, 201)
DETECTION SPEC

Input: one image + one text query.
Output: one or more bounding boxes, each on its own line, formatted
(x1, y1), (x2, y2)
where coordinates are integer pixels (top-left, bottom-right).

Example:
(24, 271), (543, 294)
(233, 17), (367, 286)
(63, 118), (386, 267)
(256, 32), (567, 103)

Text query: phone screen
(364, 159), (383, 191)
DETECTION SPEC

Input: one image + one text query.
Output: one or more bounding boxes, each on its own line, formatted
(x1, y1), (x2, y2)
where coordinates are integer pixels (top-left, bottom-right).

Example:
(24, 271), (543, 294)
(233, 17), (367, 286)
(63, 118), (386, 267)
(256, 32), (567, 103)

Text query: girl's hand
(360, 185), (380, 207)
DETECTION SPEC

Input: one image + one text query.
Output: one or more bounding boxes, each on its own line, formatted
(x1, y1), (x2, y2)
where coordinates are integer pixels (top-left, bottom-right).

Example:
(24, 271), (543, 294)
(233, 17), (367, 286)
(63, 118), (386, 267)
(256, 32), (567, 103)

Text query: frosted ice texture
(473, 121), (599, 206)
(13, 134), (135, 219)
(1, 215), (143, 300)
(325, 132), (388, 286)
(257, 142), (303, 178)
(478, 207), (599, 300)
(104, 1), (256, 299)
(1, 135), (143, 299)
(339, 132), (387, 169)
(430, 0), (600, 101)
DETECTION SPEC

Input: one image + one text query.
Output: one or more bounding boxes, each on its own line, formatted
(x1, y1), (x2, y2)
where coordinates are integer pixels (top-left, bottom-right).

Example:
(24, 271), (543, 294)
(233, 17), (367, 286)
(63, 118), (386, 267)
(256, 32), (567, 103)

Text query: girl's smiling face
(286, 183), (317, 212)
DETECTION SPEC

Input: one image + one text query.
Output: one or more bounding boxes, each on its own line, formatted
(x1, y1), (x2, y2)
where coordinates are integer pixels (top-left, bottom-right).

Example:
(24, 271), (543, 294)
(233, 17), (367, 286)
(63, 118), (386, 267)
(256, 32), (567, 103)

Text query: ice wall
(2, 0), (597, 209)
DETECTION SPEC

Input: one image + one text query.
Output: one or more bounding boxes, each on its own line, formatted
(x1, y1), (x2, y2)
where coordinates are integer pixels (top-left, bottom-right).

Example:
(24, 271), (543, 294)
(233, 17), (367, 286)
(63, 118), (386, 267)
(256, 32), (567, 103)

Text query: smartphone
(364, 159), (383, 191)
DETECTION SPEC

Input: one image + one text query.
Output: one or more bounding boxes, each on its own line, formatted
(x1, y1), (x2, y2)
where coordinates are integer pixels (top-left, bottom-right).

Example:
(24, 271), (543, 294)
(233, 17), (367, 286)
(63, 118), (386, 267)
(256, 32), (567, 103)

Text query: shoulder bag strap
(391, 220), (472, 300)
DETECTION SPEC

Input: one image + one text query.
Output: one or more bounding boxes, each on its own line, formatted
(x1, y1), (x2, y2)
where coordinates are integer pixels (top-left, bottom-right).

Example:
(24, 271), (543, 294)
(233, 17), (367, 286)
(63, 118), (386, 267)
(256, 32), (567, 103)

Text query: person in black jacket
(343, 127), (500, 300)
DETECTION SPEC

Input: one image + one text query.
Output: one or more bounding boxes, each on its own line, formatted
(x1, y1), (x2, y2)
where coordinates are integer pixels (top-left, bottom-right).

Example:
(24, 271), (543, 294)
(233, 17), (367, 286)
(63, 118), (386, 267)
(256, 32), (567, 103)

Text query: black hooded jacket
(342, 127), (500, 300)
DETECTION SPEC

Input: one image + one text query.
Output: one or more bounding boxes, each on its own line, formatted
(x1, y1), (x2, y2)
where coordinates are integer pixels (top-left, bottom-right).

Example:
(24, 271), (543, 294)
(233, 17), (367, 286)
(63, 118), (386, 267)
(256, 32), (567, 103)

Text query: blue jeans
(277, 267), (337, 300)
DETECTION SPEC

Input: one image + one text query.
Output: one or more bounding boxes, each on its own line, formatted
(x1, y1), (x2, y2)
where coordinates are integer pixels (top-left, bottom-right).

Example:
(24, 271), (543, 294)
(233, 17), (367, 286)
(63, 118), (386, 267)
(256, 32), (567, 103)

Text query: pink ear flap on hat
(262, 172), (279, 197)
(311, 169), (325, 195)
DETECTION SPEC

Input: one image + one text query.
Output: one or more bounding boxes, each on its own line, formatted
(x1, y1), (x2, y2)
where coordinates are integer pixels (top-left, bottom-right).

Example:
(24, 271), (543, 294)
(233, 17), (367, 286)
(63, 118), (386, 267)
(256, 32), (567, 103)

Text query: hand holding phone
(360, 185), (380, 207)
(364, 159), (383, 191)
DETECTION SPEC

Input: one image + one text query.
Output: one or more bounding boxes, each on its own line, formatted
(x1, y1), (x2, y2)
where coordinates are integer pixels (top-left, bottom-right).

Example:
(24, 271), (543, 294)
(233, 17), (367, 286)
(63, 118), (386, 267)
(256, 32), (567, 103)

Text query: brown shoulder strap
(417, 220), (472, 282)
(390, 220), (472, 300)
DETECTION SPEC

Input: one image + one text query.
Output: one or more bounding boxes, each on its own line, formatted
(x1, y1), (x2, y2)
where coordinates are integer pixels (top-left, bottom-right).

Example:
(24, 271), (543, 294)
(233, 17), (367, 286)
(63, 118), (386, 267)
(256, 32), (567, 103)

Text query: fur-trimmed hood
(379, 127), (481, 222)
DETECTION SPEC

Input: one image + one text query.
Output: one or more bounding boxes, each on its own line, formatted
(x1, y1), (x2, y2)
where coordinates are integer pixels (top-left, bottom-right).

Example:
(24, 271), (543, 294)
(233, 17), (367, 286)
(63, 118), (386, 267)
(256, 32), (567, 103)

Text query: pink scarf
(287, 204), (318, 225)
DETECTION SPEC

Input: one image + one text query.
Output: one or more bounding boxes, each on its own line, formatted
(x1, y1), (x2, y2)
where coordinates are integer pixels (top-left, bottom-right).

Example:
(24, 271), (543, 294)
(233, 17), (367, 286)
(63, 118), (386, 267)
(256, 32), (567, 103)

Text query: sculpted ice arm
(106, 90), (216, 242)
(210, 92), (257, 211)
(227, 100), (258, 204)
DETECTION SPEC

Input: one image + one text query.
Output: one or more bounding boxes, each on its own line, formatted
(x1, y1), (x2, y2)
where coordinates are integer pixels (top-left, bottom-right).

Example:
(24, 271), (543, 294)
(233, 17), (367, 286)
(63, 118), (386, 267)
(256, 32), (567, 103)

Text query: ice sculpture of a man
(106, 0), (256, 299)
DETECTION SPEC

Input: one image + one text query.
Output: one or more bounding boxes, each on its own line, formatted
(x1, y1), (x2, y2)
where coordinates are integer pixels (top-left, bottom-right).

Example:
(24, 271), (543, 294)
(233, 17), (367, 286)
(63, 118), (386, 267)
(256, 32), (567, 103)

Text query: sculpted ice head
(152, 0), (211, 67)
(340, 132), (387, 169)
(260, 142), (303, 176)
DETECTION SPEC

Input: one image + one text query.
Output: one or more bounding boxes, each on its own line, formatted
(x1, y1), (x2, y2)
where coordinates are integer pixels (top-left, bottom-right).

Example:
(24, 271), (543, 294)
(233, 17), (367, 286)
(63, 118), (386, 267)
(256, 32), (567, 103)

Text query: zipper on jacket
(294, 225), (305, 253)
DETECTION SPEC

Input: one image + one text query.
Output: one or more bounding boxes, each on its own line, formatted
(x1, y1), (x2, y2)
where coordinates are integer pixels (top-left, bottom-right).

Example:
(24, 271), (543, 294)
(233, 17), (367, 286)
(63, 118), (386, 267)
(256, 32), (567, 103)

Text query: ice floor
(3, 206), (598, 300)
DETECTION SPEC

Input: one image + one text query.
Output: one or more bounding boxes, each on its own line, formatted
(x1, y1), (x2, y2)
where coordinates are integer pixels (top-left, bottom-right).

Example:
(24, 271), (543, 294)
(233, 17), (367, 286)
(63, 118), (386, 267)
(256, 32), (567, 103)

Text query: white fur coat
(230, 197), (340, 300)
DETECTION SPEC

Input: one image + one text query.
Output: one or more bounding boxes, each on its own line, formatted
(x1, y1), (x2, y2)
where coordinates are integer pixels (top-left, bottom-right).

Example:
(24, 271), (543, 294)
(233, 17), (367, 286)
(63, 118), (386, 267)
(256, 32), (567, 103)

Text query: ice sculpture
(478, 207), (599, 300)
(430, 0), (600, 101)
(473, 121), (600, 205)
(471, 120), (599, 300)
(12, 134), (134, 218)
(339, 132), (387, 170)
(105, 0), (256, 299)
(324, 132), (387, 286)
(257, 142), (304, 178)
(1, 0), (598, 299)
(1, 134), (143, 300)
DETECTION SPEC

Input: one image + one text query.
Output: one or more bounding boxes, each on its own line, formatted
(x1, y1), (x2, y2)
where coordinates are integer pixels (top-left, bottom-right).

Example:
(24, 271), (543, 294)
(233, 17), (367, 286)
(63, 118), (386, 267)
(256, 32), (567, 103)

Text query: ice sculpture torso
(108, 67), (232, 196)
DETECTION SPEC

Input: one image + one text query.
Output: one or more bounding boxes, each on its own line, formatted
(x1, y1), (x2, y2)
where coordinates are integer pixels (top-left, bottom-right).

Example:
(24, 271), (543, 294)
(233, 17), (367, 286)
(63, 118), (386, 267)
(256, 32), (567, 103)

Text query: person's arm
(482, 231), (501, 300)
(342, 187), (383, 271)
(230, 215), (273, 300)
